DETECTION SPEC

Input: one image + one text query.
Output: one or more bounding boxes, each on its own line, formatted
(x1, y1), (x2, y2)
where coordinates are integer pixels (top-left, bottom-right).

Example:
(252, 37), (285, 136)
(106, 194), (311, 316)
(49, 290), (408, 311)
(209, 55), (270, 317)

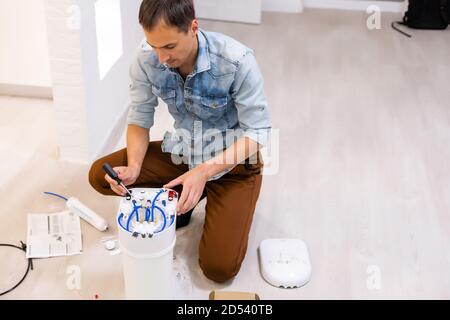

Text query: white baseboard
(0, 83), (53, 99)
(262, 0), (304, 13)
(303, 0), (405, 13)
(262, 0), (405, 14)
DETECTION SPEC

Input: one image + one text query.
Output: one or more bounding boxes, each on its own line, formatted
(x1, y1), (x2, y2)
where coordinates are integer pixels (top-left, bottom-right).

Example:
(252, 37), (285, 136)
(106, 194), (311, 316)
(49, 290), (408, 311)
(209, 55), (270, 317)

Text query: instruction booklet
(26, 210), (83, 258)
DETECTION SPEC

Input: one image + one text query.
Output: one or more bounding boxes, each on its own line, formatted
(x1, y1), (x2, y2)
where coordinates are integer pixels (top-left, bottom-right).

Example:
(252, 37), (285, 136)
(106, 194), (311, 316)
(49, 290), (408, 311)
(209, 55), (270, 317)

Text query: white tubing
(66, 197), (108, 231)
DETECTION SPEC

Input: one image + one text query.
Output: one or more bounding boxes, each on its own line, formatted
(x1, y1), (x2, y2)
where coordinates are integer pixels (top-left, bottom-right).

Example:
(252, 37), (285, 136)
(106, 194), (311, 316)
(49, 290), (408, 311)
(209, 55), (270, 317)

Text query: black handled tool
(102, 162), (133, 198)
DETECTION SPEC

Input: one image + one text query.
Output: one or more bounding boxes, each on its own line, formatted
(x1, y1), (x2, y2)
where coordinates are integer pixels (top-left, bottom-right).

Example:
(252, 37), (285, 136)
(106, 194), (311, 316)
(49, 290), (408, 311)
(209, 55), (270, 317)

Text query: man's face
(144, 20), (198, 69)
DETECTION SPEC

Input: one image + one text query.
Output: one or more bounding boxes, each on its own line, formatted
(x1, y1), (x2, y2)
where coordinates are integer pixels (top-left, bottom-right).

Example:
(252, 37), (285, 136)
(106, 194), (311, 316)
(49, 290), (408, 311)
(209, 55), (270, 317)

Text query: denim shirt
(127, 29), (271, 180)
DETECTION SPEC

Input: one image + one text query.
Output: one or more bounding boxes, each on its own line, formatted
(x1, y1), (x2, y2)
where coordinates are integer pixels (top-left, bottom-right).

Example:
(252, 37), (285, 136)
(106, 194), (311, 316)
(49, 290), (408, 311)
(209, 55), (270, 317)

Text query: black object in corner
(392, 0), (450, 37)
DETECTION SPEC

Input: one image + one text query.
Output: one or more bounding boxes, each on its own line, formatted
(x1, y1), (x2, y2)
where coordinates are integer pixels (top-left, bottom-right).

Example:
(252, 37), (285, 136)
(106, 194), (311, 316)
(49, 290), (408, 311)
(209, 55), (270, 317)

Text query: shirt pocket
(191, 95), (228, 121)
(151, 85), (176, 106)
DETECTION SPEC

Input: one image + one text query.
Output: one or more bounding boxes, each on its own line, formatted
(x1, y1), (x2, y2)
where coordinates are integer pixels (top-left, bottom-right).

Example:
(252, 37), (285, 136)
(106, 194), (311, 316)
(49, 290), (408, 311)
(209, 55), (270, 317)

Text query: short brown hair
(139, 0), (196, 33)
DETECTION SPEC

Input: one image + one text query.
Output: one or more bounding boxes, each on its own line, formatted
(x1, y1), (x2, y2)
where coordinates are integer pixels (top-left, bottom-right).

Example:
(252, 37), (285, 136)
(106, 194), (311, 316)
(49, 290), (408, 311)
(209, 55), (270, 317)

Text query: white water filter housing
(66, 197), (108, 231)
(117, 188), (178, 300)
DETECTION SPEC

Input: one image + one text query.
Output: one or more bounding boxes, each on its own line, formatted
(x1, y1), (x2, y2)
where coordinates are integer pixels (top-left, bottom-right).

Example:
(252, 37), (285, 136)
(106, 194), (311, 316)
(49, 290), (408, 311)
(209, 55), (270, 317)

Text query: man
(89, 0), (271, 283)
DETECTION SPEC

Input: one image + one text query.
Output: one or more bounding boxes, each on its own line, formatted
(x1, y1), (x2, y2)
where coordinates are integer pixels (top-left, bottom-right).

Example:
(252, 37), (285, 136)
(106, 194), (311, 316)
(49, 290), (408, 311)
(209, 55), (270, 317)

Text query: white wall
(45, 0), (143, 162)
(195, 0), (263, 24)
(262, 0), (303, 13)
(0, 0), (52, 94)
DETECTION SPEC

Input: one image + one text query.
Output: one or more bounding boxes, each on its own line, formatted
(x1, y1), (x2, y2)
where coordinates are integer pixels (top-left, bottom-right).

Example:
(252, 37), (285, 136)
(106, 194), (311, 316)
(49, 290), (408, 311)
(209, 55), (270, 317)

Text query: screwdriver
(102, 162), (134, 198)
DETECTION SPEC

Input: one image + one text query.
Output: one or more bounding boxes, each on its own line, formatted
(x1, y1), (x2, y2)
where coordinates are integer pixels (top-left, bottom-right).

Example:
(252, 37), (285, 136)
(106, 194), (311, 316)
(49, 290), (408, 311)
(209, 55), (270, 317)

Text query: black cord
(0, 241), (33, 297)
(391, 21), (412, 38)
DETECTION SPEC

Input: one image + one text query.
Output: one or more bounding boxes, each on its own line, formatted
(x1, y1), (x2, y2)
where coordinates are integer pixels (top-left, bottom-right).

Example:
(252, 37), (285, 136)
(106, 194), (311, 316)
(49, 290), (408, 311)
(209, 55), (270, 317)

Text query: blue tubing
(152, 205), (166, 232)
(118, 213), (130, 232)
(43, 192), (68, 201)
(151, 189), (165, 222)
(126, 204), (141, 231)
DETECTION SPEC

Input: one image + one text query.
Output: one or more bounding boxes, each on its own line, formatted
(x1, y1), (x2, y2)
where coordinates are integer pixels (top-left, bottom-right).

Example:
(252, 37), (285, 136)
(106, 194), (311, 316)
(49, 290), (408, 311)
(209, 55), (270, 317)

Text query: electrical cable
(391, 21), (412, 38)
(0, 241), (33, 297)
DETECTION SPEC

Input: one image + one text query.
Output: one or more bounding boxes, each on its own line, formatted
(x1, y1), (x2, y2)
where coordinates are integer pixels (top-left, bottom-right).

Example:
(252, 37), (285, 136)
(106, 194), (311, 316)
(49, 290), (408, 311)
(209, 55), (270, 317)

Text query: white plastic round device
(104, 240), (116, 250)
(258, 238), (312, 289)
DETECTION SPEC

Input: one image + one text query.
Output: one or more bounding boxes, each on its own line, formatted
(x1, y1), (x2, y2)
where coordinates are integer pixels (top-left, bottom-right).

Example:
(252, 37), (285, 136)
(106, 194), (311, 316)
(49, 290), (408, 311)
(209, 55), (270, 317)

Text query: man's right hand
(104, 165), (140, 196)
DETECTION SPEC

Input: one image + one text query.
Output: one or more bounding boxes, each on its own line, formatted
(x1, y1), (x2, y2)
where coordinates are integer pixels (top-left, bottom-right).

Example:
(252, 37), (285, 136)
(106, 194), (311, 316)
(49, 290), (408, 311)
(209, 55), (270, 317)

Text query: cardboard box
(209, 290), (260, 300)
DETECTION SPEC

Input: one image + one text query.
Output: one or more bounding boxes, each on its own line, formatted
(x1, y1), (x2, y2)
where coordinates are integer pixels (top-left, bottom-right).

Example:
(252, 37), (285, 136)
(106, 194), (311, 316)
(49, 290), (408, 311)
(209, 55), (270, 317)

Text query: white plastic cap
(104, 240), (116, 250)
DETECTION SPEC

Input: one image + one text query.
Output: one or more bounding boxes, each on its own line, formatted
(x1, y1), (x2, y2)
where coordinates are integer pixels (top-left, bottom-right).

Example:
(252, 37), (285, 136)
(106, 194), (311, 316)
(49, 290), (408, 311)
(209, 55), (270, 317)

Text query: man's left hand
(163, 165), (210, 215)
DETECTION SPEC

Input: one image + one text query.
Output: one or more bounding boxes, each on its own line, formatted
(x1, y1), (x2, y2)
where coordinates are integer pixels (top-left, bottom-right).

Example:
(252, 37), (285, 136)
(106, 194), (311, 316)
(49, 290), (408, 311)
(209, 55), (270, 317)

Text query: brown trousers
(88, 141), (263, 283)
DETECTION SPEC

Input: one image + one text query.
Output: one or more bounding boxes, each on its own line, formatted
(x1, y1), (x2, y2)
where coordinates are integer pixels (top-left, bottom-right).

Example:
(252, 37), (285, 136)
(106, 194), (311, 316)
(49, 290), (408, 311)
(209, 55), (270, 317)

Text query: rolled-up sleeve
(231, 51), (272, 147)
(126, 53), (158, 129)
